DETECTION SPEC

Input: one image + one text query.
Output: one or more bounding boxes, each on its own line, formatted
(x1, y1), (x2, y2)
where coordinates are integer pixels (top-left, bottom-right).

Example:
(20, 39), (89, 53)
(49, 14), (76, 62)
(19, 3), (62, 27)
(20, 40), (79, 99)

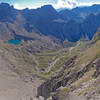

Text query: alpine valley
(0, 2), (100, 100)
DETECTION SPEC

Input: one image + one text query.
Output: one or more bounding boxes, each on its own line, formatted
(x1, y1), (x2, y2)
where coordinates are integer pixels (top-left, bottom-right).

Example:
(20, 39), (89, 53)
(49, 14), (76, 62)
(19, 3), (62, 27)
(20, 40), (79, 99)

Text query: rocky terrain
(0, 2), (100, 100)
(0, 51), (40, 100)
(0, 30), (99, 100)
(0, 29), (100, 100)
(36, 30), (100, 100)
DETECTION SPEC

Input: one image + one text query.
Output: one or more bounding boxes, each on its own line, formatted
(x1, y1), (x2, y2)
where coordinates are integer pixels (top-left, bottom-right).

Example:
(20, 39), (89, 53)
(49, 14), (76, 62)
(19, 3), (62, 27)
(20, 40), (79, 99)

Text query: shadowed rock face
(93, 59), (100, 77)
(0, 3), (18, 22)
(37, 56), (77, 100)
(37, 55), (98, 100)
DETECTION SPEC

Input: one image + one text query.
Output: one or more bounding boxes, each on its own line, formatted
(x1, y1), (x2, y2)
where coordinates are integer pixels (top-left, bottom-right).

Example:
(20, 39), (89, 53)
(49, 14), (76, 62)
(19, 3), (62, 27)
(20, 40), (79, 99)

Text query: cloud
(54, 0), (78, 9)
(78, 1), (100, 7)
(14, 0), (100, 10)
(53, 0), (100, 9)
(14, 3), (44, 10)
(14, 4), (25, 10)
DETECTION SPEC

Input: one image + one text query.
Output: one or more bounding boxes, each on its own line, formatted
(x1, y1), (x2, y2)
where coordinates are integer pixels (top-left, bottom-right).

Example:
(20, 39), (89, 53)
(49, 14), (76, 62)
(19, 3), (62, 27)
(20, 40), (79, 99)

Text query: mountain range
(59, 4), (100, 22)
(0, 3), (100, 42)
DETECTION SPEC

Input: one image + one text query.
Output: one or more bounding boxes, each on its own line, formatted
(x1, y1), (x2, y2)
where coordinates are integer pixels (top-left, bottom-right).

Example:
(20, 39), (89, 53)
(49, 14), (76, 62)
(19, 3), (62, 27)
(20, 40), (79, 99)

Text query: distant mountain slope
(59, 4), (100, 22)
(0, 3), (65, 41)
(21, 5), (65, 39)
(0, 3), (100, 42)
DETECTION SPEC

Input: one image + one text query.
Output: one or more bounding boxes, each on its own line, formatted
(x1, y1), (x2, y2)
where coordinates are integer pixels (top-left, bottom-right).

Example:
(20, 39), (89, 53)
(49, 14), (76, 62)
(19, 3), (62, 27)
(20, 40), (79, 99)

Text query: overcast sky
(0, 0), (100, 9)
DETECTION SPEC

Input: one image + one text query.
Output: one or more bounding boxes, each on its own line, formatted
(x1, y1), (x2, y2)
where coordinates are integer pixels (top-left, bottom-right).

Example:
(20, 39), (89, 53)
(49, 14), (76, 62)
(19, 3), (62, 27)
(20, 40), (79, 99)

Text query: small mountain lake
(8, 39), (21, 45)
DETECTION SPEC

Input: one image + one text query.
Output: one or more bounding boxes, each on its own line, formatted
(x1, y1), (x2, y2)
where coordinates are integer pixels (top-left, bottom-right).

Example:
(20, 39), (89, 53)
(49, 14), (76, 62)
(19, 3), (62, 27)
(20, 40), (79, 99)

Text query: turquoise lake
(8, 39), (21, 45)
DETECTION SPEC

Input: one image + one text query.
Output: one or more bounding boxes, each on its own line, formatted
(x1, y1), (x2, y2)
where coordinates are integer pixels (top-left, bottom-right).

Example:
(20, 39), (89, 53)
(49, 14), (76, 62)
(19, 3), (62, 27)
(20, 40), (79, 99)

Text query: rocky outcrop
(37, 56), (77, 100)
(37, 56), (97, 100)
(93, 58), (100, 77)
